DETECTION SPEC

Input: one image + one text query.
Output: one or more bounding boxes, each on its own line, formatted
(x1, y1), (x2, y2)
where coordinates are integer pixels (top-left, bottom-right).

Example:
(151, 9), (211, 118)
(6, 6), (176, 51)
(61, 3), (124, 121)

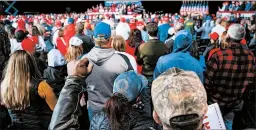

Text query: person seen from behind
(204, 24), (255, 130)
(111, 35), (138, 72)
(1, 50), (57, 129)
(49, 58), (93, 130)
(43, 49), (67, 97)
(154, 29), (204, 82)
(85, 22), (131, 121)
(152, 68), (208, 130)
(90, 71), (155, 130)
(137, 22), (168, 86)
(75, 22), (94, 54)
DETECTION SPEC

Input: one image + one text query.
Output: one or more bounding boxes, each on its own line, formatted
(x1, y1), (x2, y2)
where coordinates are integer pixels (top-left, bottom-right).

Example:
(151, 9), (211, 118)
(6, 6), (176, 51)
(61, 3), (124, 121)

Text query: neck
(149, 35), (158, 40)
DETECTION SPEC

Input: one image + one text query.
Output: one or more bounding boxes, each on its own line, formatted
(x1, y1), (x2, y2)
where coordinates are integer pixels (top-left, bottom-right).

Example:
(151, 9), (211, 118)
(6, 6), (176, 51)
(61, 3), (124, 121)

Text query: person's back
(152, 68), (208, 130)
(1, 50), (57, 130)
(205, 24), (255, 129)
(154, 29), (203, 81)
(137, 22), (168, 82)
(85, 22), (129, 119)
(86, 48), (129, 111)
(75, 33), (94, 53)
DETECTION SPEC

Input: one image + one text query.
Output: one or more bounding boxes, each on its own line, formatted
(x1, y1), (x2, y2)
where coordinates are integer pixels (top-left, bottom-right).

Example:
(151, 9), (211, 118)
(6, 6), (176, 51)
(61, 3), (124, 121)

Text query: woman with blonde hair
(0, 50), (57, 129)
(66, 36), (84, 75)
(111, 35), (137, 72)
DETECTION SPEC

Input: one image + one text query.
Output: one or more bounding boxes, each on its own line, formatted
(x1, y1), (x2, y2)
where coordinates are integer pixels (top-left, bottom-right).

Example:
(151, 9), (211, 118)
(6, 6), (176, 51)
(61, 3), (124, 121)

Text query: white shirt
(116, 22), (131, 40)
(10, 38), (22, 53)
(115, 51), (138, 72)
(211, 24), (226, 37)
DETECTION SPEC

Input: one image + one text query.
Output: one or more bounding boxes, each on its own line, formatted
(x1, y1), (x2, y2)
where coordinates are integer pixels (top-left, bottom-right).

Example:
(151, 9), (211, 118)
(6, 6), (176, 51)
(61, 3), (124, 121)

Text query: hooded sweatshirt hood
(87, 47), (115, 66)
(173, 29), (192, 53)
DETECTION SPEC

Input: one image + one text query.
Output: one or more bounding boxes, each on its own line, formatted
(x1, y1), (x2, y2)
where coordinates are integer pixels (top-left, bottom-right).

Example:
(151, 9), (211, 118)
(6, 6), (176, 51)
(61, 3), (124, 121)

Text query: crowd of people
(0, 1), (256, 130)
(86, 2), (143, 15)
(219, 1), (256, 11)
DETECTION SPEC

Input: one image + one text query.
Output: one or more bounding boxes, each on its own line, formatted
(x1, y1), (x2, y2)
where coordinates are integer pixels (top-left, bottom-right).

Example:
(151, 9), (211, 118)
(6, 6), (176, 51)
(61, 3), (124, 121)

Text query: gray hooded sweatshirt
(86, 47), (129, 111)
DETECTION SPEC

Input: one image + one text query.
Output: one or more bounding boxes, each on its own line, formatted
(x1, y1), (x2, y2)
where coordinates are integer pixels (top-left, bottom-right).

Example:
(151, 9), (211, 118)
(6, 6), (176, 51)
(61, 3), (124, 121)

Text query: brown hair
(111, 35), (126, 52)
(58, 29), (64, 37)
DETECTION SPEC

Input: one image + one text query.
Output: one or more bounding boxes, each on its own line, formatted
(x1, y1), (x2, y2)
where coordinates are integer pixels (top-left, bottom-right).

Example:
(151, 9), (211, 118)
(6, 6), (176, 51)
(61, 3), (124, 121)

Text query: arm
(38, 81), (57, 111)
(136, 44), (145, 65)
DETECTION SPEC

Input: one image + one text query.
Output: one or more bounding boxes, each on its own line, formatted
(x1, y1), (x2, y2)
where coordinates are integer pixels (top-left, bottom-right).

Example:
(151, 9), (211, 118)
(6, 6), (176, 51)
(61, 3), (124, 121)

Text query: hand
(68, 58), (93, 78)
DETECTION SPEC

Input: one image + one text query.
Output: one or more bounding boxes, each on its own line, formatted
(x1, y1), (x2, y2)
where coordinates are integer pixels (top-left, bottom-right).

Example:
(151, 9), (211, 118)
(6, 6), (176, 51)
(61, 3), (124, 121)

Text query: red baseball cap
(120, 17), (126, 23)
(209, 32), (219, 41)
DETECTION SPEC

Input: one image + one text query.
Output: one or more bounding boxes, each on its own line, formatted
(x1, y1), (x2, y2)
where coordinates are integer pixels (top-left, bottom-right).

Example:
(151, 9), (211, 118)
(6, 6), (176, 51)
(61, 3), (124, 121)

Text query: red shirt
(56, 37), (68, 56)
(21, 38), (36, 54)
(64, 24), (76, 43)
(125, 40), (143, 74)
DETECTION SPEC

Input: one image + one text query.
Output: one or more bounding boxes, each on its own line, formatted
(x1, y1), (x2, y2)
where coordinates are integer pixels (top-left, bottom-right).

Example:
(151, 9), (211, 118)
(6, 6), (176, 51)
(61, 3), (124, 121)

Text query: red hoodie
(63, 24), (76, 43)
(21, 38), (36, 54)
(56, 37), (68, 56)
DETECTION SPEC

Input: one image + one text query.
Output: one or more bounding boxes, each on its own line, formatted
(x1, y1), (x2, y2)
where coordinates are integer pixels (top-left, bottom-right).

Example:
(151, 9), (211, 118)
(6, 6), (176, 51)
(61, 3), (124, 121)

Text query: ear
(153, 111), (162, 125)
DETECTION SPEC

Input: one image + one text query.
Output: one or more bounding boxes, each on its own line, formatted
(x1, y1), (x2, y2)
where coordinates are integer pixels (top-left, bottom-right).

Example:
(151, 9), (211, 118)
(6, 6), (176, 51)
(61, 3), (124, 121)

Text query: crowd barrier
(217, 11), (255, 18)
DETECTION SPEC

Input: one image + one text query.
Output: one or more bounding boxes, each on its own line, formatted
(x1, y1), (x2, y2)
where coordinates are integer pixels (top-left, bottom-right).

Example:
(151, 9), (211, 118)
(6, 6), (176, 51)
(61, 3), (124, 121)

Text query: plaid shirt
(205, 42), (255, 108)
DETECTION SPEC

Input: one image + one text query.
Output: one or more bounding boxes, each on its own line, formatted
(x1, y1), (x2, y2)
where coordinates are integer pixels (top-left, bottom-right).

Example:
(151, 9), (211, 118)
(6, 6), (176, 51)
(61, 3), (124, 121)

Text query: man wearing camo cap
(151, 67), (208, 130)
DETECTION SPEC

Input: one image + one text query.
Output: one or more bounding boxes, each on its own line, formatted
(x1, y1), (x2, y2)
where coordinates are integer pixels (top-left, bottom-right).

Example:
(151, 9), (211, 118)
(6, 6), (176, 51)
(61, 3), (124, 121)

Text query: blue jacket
(141, 30), (149, 43)
(195, 20), (212, 40)
(154, 30), (204, 82)
(245, 2), (252, 11)
(158, 23), (171, 42)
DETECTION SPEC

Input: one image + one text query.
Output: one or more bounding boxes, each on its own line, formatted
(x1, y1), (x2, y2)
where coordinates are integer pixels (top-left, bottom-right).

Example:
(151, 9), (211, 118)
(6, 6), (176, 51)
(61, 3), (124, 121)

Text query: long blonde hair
(65, 45), (83, 62)
(111, 35), (126, 52)
(1, 50), (41, 110)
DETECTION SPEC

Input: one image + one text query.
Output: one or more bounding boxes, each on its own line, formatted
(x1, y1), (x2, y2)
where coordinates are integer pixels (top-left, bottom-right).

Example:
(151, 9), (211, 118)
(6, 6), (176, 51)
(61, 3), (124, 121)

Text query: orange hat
(209, 32), (219, 41)
(120, 17), (126, 23)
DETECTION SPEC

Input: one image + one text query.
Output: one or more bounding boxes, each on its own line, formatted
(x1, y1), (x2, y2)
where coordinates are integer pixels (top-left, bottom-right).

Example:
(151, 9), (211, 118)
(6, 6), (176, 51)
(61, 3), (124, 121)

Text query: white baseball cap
(69, 36), (83, 47)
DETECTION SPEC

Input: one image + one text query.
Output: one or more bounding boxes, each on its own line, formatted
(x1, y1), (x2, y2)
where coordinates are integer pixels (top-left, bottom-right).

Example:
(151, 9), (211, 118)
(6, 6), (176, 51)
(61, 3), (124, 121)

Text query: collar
(149, 36), (158, 40)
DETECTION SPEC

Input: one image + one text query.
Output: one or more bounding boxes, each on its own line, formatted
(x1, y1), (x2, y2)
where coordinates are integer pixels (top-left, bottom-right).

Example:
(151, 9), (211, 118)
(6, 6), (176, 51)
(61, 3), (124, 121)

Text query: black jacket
(0, 28), (10, 80)
(43, 66), (67, 97)
(75, 33), (95, 53)
(49, 76), (88, 130)
(8, 78), (52, 130)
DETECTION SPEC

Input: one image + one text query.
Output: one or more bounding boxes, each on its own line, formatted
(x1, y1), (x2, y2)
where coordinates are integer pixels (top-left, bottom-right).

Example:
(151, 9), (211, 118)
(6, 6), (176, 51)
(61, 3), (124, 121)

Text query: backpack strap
(118, 53), (134, 71)
(207, 48), (220, 61)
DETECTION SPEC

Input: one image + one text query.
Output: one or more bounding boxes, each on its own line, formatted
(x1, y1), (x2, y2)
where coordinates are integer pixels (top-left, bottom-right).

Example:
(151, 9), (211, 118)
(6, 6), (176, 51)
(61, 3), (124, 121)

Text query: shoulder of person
(138, 43), (146, 51)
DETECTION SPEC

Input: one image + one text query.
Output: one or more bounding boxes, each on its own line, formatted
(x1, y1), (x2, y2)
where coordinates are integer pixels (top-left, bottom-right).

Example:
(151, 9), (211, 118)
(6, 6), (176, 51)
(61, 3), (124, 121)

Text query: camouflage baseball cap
(151, 68), (207, 127)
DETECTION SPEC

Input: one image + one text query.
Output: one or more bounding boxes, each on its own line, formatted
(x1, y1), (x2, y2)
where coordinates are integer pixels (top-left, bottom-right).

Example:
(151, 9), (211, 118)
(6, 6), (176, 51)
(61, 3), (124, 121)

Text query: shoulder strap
(207, 48), (220, 61)
(60, 37), (67, 46)
(118, 53), (134, 71)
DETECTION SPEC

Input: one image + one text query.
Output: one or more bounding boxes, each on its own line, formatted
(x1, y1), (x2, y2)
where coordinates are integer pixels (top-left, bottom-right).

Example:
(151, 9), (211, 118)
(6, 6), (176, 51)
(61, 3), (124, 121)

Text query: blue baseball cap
(113, 71), (148, 102)
(68, 18), (74, 24)
(94, 22), (111, 39)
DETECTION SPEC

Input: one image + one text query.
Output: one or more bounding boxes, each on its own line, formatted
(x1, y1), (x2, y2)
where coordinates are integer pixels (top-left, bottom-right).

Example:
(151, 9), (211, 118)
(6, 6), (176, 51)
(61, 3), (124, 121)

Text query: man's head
(227, 24), (245, 42)
(146, 22), (158, 37)
(93, 22), (111, 47)
(152, 68), (208, 130)
(75, 22), (84, 34)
